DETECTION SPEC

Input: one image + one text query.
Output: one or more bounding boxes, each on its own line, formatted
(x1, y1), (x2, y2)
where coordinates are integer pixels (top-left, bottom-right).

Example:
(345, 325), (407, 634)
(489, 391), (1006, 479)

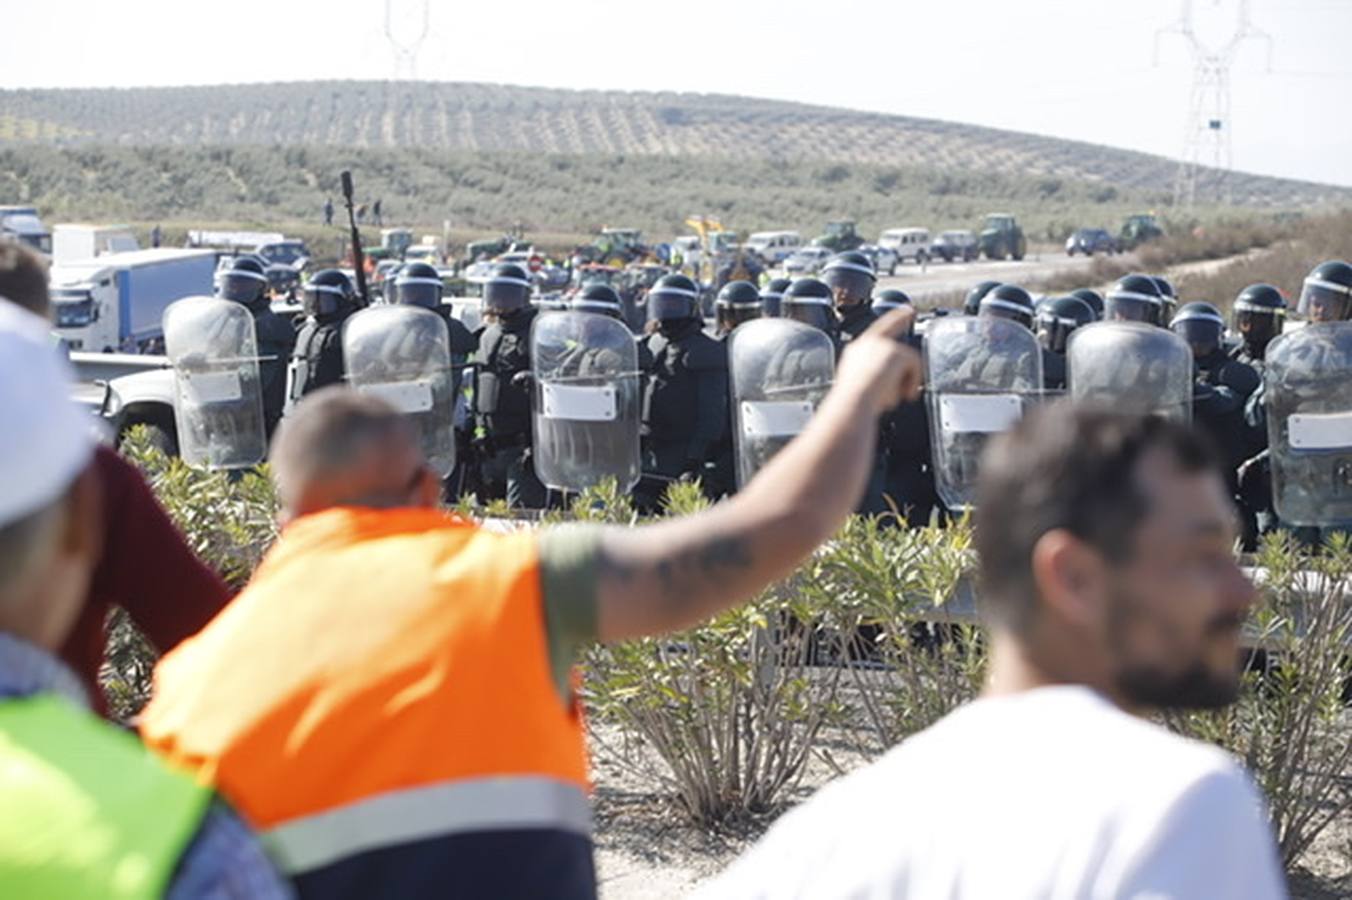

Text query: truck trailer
(49, 248), (217, 352)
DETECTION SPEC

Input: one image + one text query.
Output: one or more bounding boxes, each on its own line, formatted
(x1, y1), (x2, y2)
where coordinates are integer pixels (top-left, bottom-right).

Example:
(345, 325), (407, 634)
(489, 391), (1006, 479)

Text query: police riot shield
(1265, 323), (1352, 527)
(729, 318), (836, 489)
(530, 310), (642, 493)
(342, 306), (457, 477)
(1066, 322), (1192, 421)
(926, 316), (1043, 511)
(163, 296), (267, 470)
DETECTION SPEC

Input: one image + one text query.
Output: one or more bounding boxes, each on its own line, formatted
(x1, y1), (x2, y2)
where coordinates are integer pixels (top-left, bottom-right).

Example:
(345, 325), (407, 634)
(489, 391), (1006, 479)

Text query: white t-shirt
(697, 686), (1286, 900)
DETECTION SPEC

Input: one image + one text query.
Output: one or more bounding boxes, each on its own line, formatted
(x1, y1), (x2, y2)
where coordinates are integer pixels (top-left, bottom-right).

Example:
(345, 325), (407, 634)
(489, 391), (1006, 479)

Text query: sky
(2, 0), (1349, 186)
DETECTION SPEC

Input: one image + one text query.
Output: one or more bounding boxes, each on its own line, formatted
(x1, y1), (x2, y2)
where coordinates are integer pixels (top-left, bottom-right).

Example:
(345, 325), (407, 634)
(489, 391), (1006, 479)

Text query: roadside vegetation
(106, 431), (1352, 889)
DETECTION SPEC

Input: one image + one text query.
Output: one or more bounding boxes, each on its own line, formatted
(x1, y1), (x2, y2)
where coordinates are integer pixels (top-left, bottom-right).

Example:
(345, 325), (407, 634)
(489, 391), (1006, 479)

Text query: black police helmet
(1299, 259), (1352, 322)
(1036, 296), (1095, 354)
(218, 255), (270, 308)
(394, 261), (444, 310)
(760, 277), (792, 318)
(1232, 283), (1285, 351)
(782, 277), (836, 331)
(647, 273), (701, 322)
(573, 281), (624, 318)
(822, 251), (876, 306)
(302, 268), (355, 319)
(964, 280), (1002, 316)
(483, 262), (532, 315)
(979, 283), (1036, 331)
(1105, 273), (1166, 326)
(1070, 288), (1105, 320)
(1171, 301), (1226, 358)
(872, 288), (912, 314)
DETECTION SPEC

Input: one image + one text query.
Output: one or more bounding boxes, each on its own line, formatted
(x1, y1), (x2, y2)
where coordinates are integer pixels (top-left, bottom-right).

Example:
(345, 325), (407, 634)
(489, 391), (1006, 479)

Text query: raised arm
(595, 308), (922, 642)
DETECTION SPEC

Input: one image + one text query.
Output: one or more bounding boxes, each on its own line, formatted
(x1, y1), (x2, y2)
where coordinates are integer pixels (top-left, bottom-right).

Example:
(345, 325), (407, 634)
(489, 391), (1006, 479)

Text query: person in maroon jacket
(0, 240), (229, 712)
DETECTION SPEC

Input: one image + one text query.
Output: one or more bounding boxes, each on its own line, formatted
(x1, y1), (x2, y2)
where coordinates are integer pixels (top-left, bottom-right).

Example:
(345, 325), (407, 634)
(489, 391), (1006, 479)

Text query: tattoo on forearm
(651, 536), (753, 600)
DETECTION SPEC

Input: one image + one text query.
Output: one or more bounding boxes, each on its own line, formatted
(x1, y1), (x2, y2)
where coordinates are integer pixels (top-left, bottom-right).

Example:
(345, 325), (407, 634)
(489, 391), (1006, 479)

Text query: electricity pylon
(385, 0), (430, 80)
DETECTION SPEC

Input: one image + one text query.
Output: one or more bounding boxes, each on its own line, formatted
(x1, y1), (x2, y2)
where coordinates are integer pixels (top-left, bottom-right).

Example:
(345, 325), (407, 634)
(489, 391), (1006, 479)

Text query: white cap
(0, 300), (93, 527)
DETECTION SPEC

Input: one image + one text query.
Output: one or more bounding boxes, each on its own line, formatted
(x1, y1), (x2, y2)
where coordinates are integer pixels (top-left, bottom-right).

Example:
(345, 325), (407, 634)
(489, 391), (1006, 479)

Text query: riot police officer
(288, 268), (356, 407)
(979, 283), (1064, 390)
(1229, 283), (1286, 372)
(1035, 295), (1094, 390)
(868, 288), (937, 523)
(568, 282), (645, 374)
(637, 273), (729, 508)
(393, 261), (478, 386)
(1070, 288), (1105, 321)
(782, 277), (838, 338)
(1297, 259), (1352, 323)
(1104, 273), (1168, 326)
(760, 277), (791, 318)
(714, 280), (763, 337)
(822, 251), (876, 346)
(964, 280), (1002, 317)
(218, 255), (295, 438)
(473, 262), (546, 508)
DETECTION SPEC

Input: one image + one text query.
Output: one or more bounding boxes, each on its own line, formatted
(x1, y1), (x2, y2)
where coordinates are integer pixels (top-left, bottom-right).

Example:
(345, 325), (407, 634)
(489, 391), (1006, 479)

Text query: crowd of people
(0, 234), (1327, 897)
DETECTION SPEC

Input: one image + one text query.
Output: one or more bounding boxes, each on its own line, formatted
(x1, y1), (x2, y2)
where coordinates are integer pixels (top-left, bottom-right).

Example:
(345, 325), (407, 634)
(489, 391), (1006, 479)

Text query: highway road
(871, 247), (1104, 304)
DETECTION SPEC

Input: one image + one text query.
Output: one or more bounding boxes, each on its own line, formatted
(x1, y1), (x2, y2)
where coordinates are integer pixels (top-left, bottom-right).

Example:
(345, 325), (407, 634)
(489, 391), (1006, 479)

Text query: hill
(2, 81), (1347, 209)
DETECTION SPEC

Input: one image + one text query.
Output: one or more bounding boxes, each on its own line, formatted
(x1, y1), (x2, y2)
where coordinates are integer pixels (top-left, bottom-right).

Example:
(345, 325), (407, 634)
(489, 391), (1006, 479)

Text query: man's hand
(590, 305), (926, 643)
(832, 307), (923, 417)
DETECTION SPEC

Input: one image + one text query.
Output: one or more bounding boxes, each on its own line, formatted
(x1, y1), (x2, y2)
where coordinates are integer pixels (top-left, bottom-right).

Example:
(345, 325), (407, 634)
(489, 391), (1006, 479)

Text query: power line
(1155, 0), (1274, 208)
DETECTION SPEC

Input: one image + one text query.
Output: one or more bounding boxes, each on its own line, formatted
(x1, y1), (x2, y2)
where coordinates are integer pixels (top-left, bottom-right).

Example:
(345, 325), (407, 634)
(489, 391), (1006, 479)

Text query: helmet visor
(979, 298), (1033, 331)
(760, 292), (782, 318)
(219, 270), (267, 305)
(1298, 278), (1352, 322)
(1234, 305), (1282, 349)
(717, 304), (760, 330)
(484, 277), (530, 313)
(1172, 318), (1223, 358)
(783, 299), (835, 332)
(647, 288), (698, 322)
(573, 298), (623, 318)
(395, 278), (442, 309)
(1105, 293), (1161, 325)
(823, 266), (874, 306)
(304, 284), (345, 318)
(1036, 313), (1075, 354)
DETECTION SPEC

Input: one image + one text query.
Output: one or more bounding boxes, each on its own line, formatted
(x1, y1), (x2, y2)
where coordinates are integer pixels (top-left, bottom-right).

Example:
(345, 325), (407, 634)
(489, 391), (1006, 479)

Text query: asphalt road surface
(870, 248), (1103, 304)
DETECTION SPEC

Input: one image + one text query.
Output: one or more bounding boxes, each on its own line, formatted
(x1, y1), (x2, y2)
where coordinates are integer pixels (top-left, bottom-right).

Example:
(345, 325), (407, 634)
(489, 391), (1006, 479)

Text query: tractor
(978, 213), (1027, 261)
(812, 220), (865, 253)
(1119, 214), (1165, 251)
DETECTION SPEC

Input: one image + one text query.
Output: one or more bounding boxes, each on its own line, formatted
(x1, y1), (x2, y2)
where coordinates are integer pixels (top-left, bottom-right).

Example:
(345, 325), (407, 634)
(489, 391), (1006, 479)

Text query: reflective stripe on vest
(263, 775), (591, 875)
(0, 694), (210, 899)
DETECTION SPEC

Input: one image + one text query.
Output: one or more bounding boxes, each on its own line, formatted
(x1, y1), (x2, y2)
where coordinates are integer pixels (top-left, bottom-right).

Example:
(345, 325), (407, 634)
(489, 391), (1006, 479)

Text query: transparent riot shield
(926, 316), (1043, 511)
(1265, 323), (1352, 527)
(164, 296), (267, 470)
(1066, 322), (1192, 421)
(343, 306), (457, 477)
(531, 310), (642, 493)
(729, 318), (836, 489)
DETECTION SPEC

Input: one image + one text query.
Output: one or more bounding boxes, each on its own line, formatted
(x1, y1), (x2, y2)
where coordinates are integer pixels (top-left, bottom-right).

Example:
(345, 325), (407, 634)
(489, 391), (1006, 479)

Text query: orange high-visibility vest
(141, 507), (593, 898)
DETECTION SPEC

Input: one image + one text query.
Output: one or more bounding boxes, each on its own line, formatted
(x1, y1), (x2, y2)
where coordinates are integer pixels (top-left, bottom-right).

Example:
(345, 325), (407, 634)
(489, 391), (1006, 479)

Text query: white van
(745, 231), (803, 264)
(879, 227), (932, 265)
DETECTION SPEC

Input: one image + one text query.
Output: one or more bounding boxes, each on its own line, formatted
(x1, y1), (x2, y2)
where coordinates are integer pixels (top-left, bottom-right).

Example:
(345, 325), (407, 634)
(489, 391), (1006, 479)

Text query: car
(878, 228), (931, 265)
(1065, 228), (1119, 256)
(745, 231), (804, 265)
(930, 230), (978, 263)
(783, 246), (832, 275)
(858, 244), (898, 276)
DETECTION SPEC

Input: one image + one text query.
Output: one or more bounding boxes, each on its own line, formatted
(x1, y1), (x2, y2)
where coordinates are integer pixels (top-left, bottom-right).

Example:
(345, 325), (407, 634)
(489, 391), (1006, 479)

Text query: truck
(978, 213), (1027, 261)
(52, 224), (140, 264)
(49, 248), (217, 353)
(0, 205), (51, 254)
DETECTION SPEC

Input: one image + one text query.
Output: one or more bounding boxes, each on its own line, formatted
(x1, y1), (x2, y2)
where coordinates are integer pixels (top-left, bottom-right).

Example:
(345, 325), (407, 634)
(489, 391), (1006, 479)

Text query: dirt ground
(588, 720), (1352, 899)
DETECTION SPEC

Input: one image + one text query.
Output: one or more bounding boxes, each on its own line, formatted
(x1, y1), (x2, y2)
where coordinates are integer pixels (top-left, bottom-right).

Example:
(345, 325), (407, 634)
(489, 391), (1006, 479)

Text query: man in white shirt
(701, 406), (1287, 899)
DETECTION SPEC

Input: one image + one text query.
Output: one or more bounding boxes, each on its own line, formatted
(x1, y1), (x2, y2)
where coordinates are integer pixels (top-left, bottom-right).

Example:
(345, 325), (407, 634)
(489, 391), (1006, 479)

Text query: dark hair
(0, 240), (50, 317)
(974, 404), (1223, 631)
